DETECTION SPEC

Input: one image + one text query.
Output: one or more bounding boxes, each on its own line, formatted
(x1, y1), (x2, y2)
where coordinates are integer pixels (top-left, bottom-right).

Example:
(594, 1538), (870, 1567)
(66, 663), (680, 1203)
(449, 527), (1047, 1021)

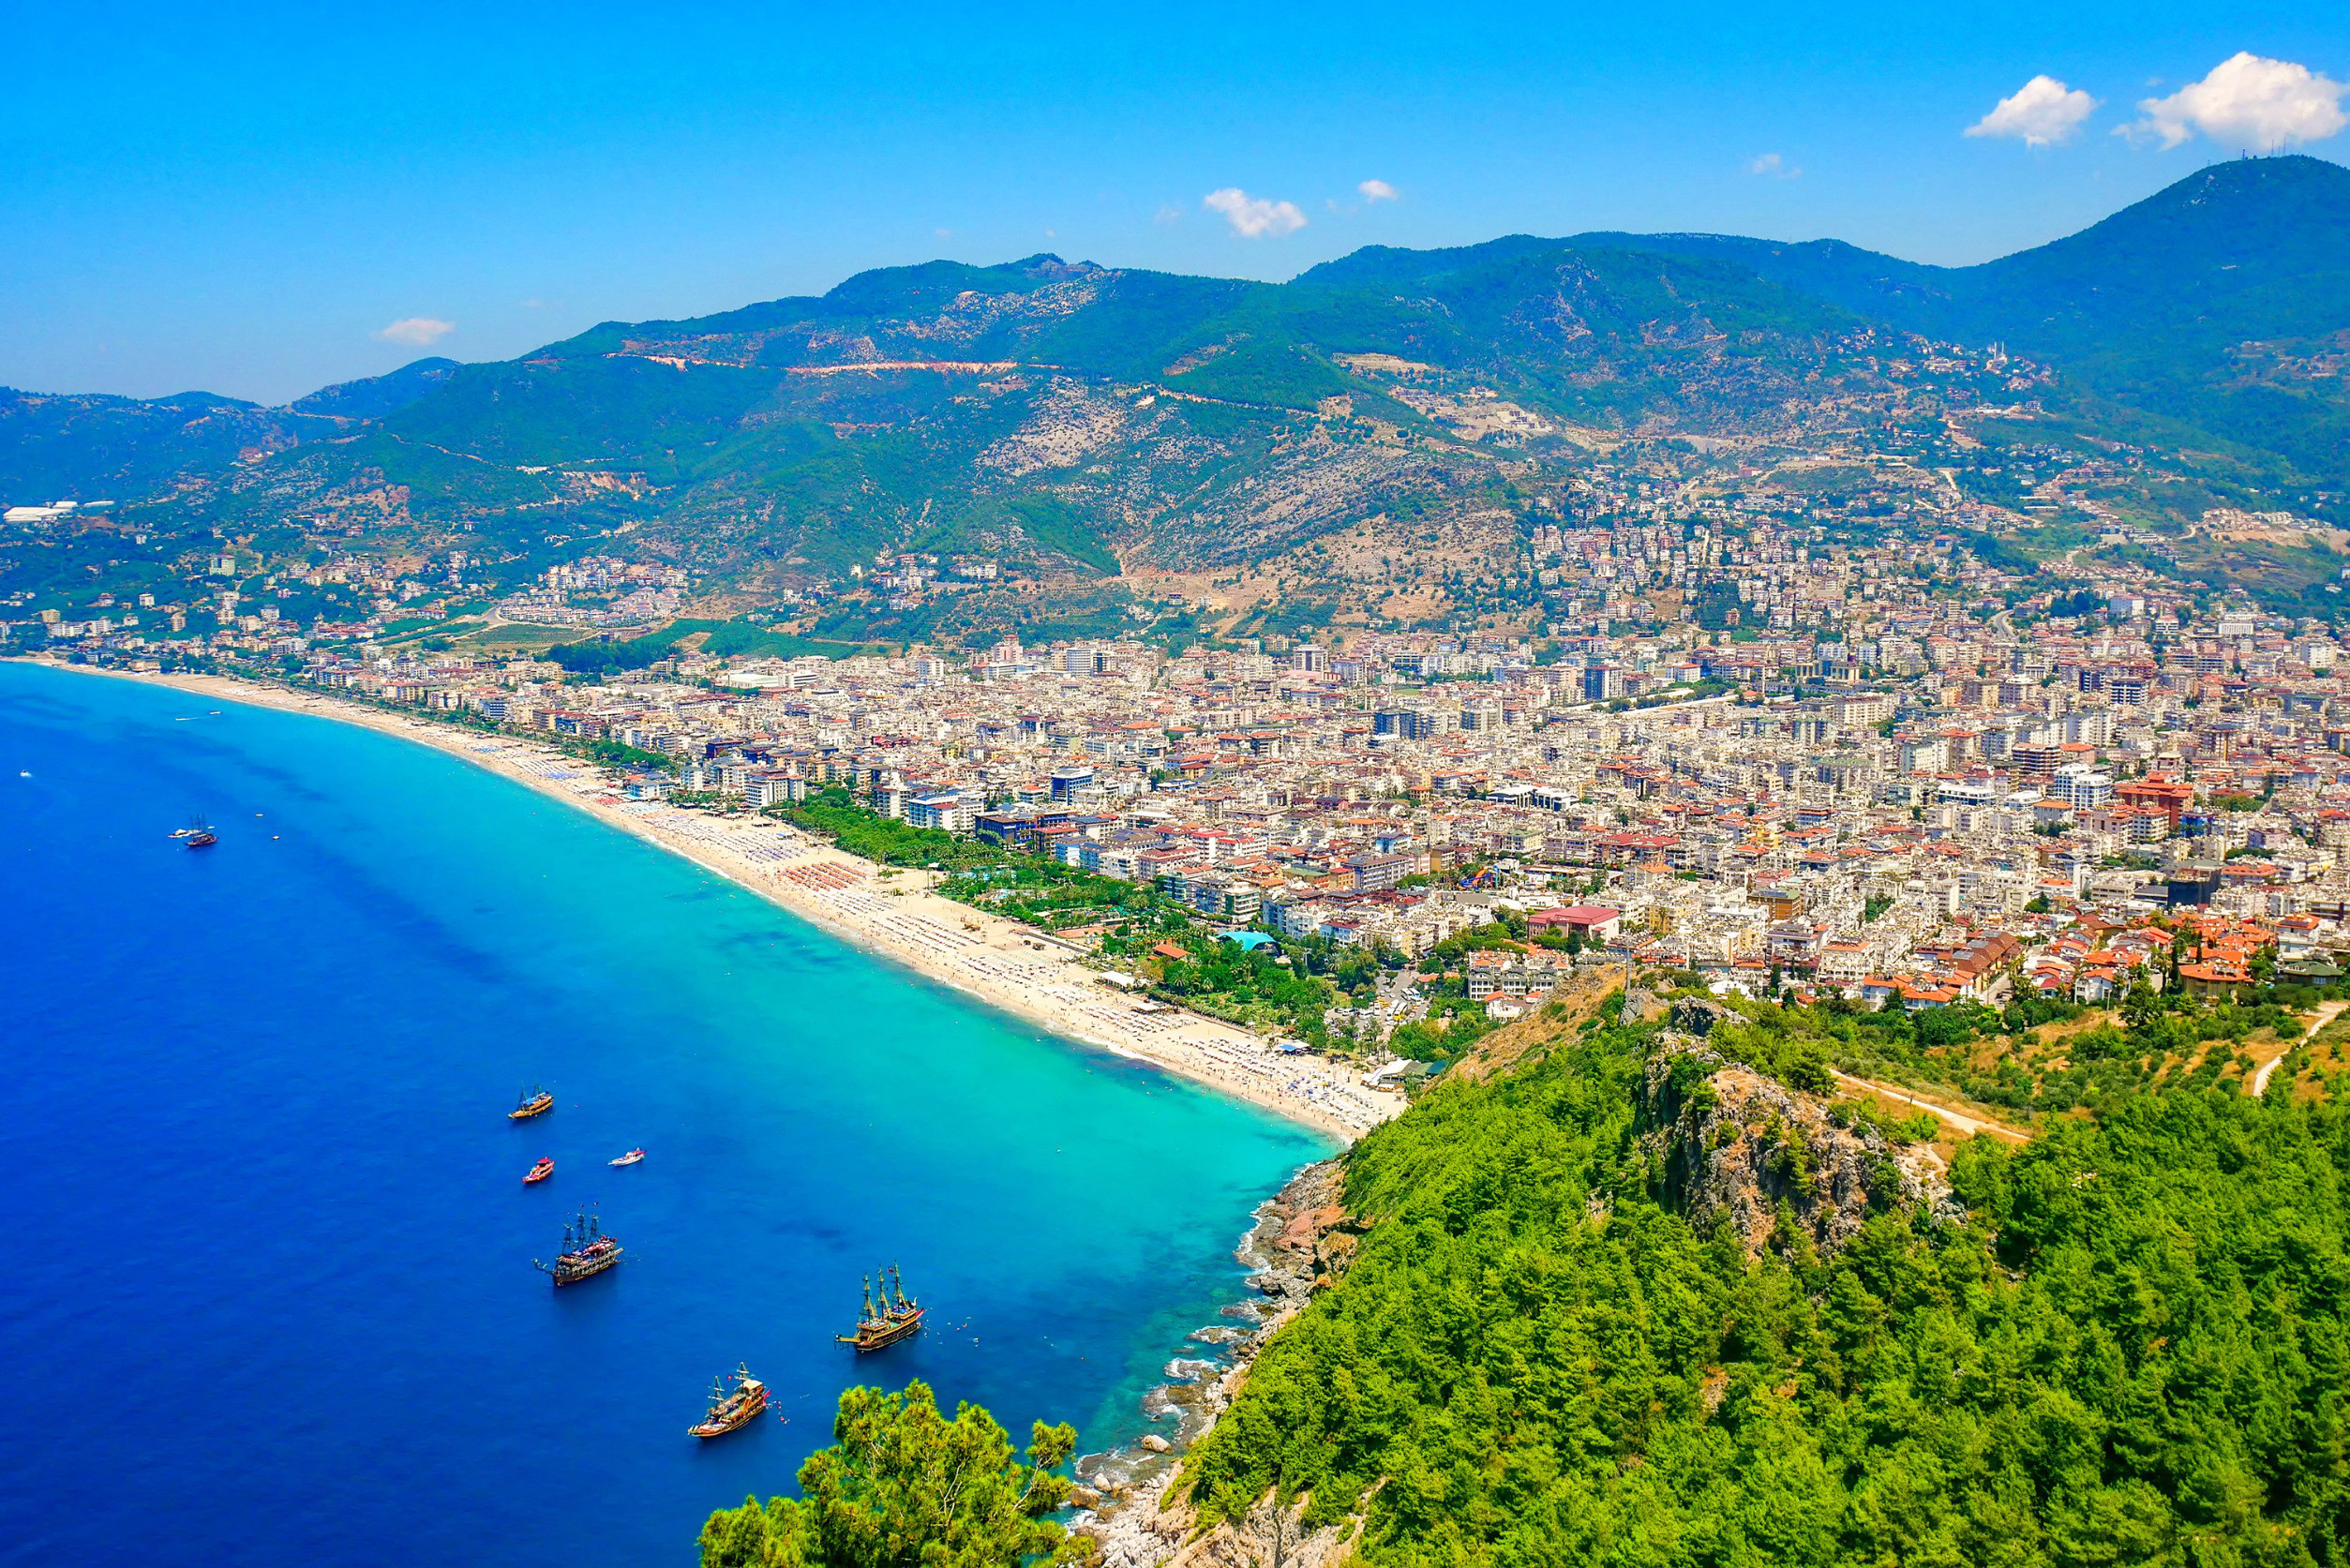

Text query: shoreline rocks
(1076, 1157), (1346, 1568)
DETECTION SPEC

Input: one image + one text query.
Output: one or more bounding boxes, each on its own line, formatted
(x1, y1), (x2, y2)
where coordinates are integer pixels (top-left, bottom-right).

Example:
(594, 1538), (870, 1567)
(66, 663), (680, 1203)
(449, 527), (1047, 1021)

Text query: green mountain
(286, 356), (460, 421)
(113, 246), (1890, 589)
(1971, 157), (2350, 471)
(6, 157), (2345, 590)
(1557, 156), (2350, 351)
(0, 356), (464, 504)
(0, 388), (324, 503)
(1568, 156), (2350, 472)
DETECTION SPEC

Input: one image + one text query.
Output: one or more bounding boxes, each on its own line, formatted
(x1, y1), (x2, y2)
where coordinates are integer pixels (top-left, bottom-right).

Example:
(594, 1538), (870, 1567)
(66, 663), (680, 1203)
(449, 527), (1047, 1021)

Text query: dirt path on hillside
(2253, 1000), (2348, 1098)
(1829, 1068), (2029, 1143)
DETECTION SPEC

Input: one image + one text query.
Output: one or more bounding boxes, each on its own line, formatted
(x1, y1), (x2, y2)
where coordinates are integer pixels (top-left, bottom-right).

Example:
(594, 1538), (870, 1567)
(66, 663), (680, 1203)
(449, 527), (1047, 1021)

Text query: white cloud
(1153, 202), (1183, 225)
(1966, 75), (2100, 146)
(1747, 152), (1802, 178)
(1203, 187), (1308, 238)
(1358, 178), (1399, 203)
(376, 317), (454, 347)
(2129, 52), (2348, 150)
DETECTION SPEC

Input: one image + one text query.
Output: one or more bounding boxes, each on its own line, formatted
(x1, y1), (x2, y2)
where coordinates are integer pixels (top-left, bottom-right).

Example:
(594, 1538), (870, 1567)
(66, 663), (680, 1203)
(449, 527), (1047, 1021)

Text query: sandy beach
(35, 662), (1401, 1142)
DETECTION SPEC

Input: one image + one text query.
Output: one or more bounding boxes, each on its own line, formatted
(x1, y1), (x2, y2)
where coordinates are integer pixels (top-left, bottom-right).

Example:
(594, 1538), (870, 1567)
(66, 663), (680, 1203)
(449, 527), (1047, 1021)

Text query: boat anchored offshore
(835, 1263), (924, 1352)
(524, 1157), (554, 1184)
(509, 1085), (554, 1120)
(178, 815), (217, 848)
(608, 1148), (645, 1167)
(534, 1209), (621, 1285)
(688, 1364), (768, 1439)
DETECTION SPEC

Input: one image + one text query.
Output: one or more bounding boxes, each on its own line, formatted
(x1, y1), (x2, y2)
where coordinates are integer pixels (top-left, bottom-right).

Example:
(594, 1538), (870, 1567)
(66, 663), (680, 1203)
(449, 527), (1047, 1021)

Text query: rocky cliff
(1641, 1028), (1956, 1257)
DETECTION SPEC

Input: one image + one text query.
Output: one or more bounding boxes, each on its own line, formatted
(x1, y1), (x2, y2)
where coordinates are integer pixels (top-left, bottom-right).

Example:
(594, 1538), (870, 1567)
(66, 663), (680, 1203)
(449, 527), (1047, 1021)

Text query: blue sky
(5, 0), (2346, 404)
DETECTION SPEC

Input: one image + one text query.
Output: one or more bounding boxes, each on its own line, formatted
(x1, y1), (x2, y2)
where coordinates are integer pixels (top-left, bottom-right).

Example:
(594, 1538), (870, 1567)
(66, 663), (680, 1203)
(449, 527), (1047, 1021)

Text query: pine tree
(700, 1381), (1082, 1568)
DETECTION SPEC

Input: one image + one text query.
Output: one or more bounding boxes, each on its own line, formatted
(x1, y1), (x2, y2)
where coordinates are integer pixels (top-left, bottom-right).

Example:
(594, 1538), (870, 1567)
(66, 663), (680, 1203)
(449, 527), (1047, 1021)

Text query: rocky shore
(1075, 1157), (1352, 1568)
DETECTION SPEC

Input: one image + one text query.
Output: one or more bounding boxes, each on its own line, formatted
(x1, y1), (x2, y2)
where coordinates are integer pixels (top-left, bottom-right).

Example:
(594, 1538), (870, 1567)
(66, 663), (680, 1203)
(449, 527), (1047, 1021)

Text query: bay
(0, 661), (1330, 1566)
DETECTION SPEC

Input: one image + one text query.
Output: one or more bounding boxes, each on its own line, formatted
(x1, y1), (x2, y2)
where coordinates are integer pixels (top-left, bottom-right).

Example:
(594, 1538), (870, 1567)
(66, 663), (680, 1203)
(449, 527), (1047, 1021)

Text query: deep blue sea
(0, 662), (1329, 1567)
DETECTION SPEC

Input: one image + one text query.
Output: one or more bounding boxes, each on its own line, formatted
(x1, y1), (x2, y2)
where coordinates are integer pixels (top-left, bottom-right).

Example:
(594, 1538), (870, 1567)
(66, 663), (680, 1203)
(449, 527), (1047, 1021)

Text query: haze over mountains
(5, 157), (2345, 590)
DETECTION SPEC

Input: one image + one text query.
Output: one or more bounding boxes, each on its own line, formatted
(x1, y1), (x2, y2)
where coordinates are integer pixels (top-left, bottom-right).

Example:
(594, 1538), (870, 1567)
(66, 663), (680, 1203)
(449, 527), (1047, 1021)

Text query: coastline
(1077, 1157), (1344, 1568)
(20, 659), (1400, 1143)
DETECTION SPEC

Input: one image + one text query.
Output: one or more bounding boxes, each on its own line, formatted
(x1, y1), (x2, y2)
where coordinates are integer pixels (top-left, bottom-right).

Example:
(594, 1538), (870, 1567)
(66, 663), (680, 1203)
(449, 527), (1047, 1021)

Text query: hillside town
(29, 492), (2350, 1080)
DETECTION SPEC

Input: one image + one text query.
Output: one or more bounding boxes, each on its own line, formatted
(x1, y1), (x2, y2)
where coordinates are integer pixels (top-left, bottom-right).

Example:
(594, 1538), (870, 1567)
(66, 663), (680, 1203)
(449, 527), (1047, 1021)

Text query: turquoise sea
(0, 661), (1330, 1566)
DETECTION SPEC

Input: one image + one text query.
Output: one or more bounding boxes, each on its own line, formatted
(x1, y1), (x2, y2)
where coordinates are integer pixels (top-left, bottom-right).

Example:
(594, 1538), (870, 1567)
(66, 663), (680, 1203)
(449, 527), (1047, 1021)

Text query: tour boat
(509, 1085), (554, 1120)
(179, 814), (217, 848)
(609, 1148), (645, 1167)
(535, 1210), (621, 1285)
(525, 1157), (555, 1184)
(836, 1264), (924, 1352)
(688, 1365), (769, 1439)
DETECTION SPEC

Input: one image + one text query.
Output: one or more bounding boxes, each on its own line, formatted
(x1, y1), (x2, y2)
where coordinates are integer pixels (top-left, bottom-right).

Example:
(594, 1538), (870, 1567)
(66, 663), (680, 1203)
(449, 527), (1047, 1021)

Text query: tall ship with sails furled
(534, 1209), (621, 1285)
(835, 1263), (923, 1352)
(509, 1084), (554, 1120)
(688, 1364), (769, 1438)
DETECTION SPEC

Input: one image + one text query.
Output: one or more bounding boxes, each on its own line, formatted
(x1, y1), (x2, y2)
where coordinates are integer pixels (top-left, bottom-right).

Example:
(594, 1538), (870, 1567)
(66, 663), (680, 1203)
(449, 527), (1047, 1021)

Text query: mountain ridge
(5, 157), (2345, 615)
(16, 156), (2345, 416)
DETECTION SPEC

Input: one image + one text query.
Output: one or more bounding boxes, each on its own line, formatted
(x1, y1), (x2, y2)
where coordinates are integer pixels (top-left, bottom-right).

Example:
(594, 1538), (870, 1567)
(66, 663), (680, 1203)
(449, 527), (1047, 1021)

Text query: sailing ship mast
(688, 1361), (770, 1438)
(836, 1264), (924, 1351)
(535, 1205), (622, 1285)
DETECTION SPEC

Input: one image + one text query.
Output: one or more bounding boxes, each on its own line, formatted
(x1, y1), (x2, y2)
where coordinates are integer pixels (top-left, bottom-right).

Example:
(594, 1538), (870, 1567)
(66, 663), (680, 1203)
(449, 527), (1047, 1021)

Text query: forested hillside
(1179, 1007), (2350, 1566)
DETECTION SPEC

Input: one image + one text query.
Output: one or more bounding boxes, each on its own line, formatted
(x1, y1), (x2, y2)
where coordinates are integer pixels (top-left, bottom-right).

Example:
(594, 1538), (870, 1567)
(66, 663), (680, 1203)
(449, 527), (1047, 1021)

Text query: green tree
(700, 1381), (1084, 1568)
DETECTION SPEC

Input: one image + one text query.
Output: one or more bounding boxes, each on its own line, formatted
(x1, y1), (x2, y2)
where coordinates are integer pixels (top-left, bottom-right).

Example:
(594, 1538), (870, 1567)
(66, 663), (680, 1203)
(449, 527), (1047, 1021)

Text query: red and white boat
(524, 1157), (554, 1184)
(609, 1148), (645, 1167)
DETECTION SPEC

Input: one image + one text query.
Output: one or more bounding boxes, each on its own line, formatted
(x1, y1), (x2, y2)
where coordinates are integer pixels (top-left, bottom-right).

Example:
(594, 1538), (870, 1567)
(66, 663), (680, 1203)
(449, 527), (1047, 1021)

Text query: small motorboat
(609, 1149), (645, 1167)
(525, 1157), (555, 1184)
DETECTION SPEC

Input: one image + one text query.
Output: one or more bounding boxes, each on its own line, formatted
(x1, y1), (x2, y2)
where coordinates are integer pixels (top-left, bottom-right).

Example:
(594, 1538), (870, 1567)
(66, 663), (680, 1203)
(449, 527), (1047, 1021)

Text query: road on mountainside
(1830, 1068), (2029, 1143)
(2253, 999), (2348, 1098)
